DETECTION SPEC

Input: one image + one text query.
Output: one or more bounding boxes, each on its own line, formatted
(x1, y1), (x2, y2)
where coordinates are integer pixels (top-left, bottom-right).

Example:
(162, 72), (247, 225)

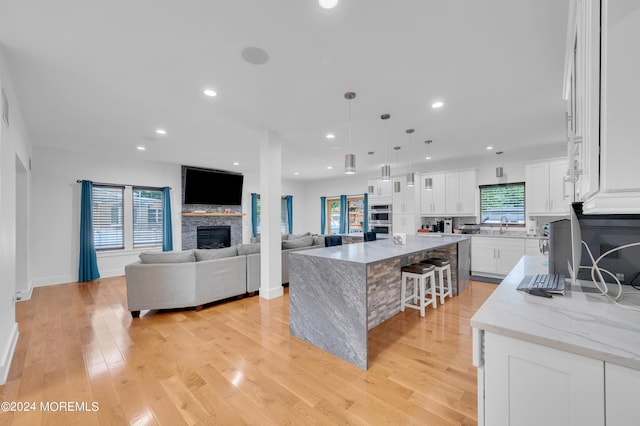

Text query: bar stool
(400, 263), (437, 317)
(422, 258), (452, 305)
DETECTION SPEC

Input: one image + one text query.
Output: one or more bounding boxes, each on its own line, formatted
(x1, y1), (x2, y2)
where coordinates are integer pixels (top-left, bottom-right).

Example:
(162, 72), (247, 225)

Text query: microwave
(370, 204), (392, 212)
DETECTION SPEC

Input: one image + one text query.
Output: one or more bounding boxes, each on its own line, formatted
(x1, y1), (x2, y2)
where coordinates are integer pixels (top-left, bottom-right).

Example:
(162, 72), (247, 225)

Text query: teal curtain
(78, 180), (100, 282)
(339, 194), (347, 234)
(320, 196), (326, 235)
(363, 193), (369, 232)
(162, 187), (173, 251)
(285, 195), (293, 234)
(251, 193), (258, 237)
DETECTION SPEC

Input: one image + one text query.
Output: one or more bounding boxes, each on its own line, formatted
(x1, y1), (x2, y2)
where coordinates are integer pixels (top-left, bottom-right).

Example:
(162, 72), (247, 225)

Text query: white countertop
(292, 235), (469, 265)
(418, 231), (548, 239)
(471, 256), (640, 369)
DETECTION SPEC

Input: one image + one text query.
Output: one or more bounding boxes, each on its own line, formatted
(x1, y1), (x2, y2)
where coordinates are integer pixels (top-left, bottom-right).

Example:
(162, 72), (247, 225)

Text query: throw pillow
(287, 232), (311, 240)
(282, 235), (314, 249)
(312, 235), (325, 246)
(194, 246), (238, 261)
(237, 243), (261, 255)
(139, 251), (196, 264)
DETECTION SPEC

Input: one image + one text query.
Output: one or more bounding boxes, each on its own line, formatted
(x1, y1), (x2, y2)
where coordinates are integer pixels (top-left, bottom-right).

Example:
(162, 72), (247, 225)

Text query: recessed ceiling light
(319, 0), (339, 9)
(294, 172), (300, 176)
(203, 89), (217, 97)
(233, 162), (239, 166)
(486, 146), (494, 150)
(155, 129), (167, 135)
(326, 133), (335, 139)
(241, 47), (269, 65)
(431, 102), (444, 109)
(425, 156), (431, 160)
(137, 146), (146, 151)
(327, 166), (333, 170)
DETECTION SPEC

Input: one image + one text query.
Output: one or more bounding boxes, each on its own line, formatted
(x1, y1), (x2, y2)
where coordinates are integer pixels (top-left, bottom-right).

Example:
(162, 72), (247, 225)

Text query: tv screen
(183, 167), (244, 205)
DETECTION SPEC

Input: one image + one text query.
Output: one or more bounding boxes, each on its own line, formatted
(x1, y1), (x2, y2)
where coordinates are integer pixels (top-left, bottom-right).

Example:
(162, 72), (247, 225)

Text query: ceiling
(0, 0), (569, 181)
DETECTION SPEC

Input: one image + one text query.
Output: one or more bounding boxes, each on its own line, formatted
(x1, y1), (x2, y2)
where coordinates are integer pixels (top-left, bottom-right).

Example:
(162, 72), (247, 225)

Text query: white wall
(0, 47), (31, 384)
(30, 146), (182, 286)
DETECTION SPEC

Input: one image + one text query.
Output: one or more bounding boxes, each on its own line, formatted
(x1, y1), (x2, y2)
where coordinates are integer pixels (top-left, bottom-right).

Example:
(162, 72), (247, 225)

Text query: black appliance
(183, 166), (244, 205)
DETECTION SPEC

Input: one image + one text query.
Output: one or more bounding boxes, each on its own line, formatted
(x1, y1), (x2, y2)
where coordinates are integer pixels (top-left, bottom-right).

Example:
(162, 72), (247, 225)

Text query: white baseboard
(15, 287), (33, 301)
(259, 285), (284, 300)
(33, 273), (76, 287)
(0, 323), (19, 385)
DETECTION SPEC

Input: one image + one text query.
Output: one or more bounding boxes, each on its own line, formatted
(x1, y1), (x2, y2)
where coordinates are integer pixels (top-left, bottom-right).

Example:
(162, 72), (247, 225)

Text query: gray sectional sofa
(125, 233), (324, 317)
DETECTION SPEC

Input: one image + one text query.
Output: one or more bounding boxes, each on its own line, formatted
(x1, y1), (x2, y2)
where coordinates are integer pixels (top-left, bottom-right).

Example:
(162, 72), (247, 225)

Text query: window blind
(480, 182), (526, 226)
(92, 185), (124, 250)
(133, 188), (163, 248)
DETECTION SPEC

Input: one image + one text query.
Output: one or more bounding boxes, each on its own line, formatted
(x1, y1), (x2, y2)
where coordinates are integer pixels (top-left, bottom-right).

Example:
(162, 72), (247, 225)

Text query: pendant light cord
(348, 99), (352, 154)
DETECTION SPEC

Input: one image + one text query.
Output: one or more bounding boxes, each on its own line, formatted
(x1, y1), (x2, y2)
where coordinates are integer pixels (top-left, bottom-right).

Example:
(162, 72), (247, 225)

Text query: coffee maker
(444, 219), (453, 233)
(526, 218), (538, 236)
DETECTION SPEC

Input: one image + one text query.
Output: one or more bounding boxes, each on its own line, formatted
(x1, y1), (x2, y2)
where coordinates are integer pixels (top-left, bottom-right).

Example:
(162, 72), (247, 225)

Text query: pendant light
(424, 140), (433, 190)
(344, 92), (356, 174)
(367, 151), (375, 195)
(393, 146), (401, 192)
(380, 114), (391, 180)
(496, 151), (504, 178)
(405, 129), (415, 187)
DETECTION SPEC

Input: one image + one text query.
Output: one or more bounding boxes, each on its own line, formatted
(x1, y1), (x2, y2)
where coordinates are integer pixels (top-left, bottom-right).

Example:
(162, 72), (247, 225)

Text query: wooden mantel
(182, 212), (246, 217)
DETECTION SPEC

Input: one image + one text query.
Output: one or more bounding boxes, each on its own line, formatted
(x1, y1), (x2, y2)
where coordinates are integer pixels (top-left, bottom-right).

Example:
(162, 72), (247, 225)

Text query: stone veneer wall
(366, 244), (458, 330)
(181, 202), (243, 249)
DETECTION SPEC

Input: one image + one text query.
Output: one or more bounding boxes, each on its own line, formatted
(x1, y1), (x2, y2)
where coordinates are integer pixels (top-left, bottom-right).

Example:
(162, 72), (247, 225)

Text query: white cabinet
(605, 363), (640, 426)
(471, 237), (524, 276)
(445, 170), (477, 216)
(367, 179), (392, 199)
(565, 0), (640, 214)
(420, 173), (446, 215)
(525, 160), (571, 215)
(392, 174), (420, 214)
(481, 332), (605, 426)
(392, 214), (421, 235)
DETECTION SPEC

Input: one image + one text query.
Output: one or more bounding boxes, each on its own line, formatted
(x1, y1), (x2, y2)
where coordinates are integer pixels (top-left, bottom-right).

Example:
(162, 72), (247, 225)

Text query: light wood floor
(0, 277), (495, 425)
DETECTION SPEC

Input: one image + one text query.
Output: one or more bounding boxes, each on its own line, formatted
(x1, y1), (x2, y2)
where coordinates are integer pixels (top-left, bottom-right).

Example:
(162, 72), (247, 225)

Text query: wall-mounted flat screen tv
(183, 167), (244, 205)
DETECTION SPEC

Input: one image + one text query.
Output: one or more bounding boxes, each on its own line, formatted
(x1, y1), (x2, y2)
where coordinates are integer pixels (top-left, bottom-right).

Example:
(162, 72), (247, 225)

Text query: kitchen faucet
(500, 216), (509, 233)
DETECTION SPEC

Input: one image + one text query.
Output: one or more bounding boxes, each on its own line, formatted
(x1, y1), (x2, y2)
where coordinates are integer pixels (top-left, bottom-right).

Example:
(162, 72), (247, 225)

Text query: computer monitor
(568, 203), (582, 285)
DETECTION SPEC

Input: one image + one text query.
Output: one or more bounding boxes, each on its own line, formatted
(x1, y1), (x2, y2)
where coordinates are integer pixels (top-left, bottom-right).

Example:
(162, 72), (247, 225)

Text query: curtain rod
(76, 180), (172, 190)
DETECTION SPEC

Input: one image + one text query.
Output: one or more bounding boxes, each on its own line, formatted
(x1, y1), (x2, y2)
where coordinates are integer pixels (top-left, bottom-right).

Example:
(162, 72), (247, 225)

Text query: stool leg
(445, 265), (452, 298)
(438, 269), (445, 305)
(401, 273), (407, 312)
(429, 272), (437, 309)
(418, 275), (426, 317)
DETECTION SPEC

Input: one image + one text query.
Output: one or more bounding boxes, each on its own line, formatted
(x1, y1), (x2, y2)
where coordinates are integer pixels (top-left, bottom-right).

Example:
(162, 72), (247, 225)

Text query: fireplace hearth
(197, 226), (231, 249)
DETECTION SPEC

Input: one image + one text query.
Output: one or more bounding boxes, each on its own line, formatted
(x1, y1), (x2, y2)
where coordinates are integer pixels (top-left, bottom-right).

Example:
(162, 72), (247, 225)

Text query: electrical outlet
(615, 273), (625, 283)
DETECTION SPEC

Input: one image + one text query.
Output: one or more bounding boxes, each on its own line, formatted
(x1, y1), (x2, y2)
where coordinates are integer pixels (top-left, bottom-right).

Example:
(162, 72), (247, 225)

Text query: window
(325, 196), (364, 234)
(480, 182), (526, 226)
(133, 188), (163, 248)
(255, 196), (290, 235)
(92, 185), (124, 250)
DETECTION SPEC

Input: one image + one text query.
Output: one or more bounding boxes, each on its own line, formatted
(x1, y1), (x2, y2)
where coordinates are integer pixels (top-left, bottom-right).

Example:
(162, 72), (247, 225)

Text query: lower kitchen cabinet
(471, 236), (524, 277)
(605, 363), (640, 426)
(482, 332), (605, 426)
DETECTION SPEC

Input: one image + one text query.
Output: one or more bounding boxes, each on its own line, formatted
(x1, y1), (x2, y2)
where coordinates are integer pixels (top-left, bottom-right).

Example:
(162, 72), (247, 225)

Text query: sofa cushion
(282, 235), (314, 249)
(237, 243), (261, 255)
(312, 235), (325, 246)
(194, 246), (238, 261)
(139, 251), (195, 264)
(287, 232), (311, 240)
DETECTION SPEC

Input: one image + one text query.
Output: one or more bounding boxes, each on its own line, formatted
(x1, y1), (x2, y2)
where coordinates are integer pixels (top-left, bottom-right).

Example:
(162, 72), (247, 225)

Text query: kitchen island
(471, 256), (640, 425)
(289, 235), (470, 369)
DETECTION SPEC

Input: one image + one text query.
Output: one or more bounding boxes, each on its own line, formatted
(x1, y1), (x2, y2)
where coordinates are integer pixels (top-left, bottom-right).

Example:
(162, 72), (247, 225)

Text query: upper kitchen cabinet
(565, 0), (640, 214)
(526, 159), (571, 215)
(445, 170), (477, 216)
(392, 174), (421, 214)
(420, 173), (446, 215)
(367, 178), (392, 200)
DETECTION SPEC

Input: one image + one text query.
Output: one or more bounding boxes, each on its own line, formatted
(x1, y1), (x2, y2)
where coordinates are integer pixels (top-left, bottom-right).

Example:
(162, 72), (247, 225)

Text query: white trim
(0, 323), (19, 385)
(259, 286), (284, 300)
(583, 191), (640, 214)
(32, 274), (76, 287)
(15, 287), (33, 302)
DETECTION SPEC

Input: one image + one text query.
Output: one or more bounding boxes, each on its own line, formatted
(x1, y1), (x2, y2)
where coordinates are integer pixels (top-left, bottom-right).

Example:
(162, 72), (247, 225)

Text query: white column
(259, 131), (283, 299)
